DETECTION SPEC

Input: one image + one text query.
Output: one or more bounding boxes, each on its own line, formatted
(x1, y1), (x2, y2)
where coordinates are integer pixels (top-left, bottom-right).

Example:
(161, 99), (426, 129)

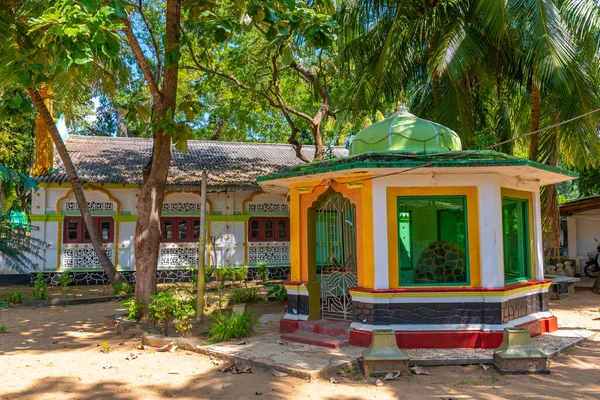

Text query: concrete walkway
(136, 313), (596, 379)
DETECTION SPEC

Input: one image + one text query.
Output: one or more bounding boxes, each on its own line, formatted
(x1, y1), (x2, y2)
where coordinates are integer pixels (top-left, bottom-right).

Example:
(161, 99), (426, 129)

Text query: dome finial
(395, 93), (410, 115)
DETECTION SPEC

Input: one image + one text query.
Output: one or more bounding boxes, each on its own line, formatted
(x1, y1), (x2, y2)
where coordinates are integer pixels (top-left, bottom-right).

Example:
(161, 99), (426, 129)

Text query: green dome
(350, 106), (462, 156)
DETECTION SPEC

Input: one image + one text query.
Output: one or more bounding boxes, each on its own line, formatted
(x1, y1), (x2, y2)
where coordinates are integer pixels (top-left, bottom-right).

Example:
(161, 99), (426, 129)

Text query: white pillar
(372, 181), (389, 289)
(532, 190), (545, 280)
(478, 183), (504, 288)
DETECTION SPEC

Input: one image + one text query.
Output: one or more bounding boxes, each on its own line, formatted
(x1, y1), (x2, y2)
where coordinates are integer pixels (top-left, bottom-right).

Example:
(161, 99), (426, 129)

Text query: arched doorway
(315, 190), (357, 320)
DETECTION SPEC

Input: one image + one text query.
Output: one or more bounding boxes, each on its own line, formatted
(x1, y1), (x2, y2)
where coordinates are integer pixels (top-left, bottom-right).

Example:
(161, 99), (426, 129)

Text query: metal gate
(316, 191), (357, 320)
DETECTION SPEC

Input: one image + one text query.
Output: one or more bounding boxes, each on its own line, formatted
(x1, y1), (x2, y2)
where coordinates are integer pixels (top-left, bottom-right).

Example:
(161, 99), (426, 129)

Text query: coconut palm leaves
(0, 216), (44, 274)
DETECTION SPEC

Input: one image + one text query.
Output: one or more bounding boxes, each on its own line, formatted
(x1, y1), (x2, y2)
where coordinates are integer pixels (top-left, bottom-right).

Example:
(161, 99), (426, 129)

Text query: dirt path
(0, 292), (599, 400)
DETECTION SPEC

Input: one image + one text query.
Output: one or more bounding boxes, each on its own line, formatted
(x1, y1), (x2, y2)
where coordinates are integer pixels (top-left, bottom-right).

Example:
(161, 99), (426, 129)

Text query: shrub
(121, 297), (145, 321)
(58, 271), (73, 297)
(209, 310), (256, 341)
(148, 290), (196, 336)
(173, 303), (195, 336)
(256, 262), (268, 282)
(0, 325), (5, 333)
(264, 281), (287, 301)
(229, 286), (266, 305)
(114, 282), (133, 295)
(32, 273), (48, 300)
(5, 290), (22, 304)
(100, 341), (111, 353)
(204, 266), (215, 283)
(215, 267), (235, 284)
(234, 266), (248, 283)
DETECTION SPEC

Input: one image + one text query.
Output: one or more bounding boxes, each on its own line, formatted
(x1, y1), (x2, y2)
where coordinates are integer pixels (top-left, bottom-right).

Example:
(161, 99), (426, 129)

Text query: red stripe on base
(347, 316), (558, 349)
(280, 319), (299, 333)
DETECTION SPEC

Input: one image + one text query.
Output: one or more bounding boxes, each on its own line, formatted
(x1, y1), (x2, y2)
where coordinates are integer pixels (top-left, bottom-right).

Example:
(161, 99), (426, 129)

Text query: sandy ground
(0, 290), (599, 400)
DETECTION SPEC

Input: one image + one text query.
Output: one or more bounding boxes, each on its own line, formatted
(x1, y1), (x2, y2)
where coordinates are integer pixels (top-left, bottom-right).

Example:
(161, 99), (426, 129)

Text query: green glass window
(502, 197), (530, 282)
(397, 196), (469, 286)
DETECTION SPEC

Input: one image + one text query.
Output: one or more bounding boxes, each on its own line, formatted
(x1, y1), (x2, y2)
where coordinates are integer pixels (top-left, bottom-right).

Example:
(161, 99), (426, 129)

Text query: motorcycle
(584, 237), (600, 278)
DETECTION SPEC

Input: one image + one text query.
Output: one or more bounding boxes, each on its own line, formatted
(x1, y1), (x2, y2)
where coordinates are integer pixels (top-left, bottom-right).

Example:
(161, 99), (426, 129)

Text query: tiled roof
(34, 135), (348, 189)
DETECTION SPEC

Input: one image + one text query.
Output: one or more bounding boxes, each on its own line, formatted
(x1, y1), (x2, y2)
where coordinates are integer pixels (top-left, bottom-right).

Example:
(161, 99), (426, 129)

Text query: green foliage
(32, 273), (48, 301)
(209, 310), (256, 342)
(234, 266), (248, 282)
(215, 266), (235, 284)
(121, 297), (145, 321)
(4, 290), (22, 304)
(229, 286), (266, 305)
(0, 214), (44, 274)
(256, 262), (268, 281)
(114, 282), (134, 295)
(172, 303), (195, 336)
(204, 266), (215, 283)
(0, 325), (5, 333)
(58, 271), (73, 293)
(149, 289), (196, 336)
(264, 281), (287, 301)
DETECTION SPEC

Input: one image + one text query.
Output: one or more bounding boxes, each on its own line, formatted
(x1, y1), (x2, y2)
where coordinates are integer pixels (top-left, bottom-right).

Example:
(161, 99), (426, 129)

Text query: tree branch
(122, 17), (163, 107)
(137, 0), (162, 83)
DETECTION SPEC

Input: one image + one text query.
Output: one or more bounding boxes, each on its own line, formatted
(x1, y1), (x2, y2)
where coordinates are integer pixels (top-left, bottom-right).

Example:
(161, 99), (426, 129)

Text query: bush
(148, 290), (196, 336)
(58, 271), (73, 297)
(114, 282), (134, 295)
(234, 266), (248, 282)
(204, 266), (215, 283)
(264, 281), (287, 301)
(121, 297), (145, 321)
(32, 273), (48, 300)
(4, 290), (22, 304)
(256, 262), (268, 281)
(229, 286), (266, 305)
(173, 303), (195, 336)
(215, 266), (235, 284)
(0, 325), (6, 333)
(209, 310), (256, 341)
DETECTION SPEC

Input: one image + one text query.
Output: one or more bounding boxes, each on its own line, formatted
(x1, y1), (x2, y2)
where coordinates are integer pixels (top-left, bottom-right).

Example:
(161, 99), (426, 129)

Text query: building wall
(370, 172), (542, 290)
(13, 184), (292, 279)
(566, 209), (600, 265)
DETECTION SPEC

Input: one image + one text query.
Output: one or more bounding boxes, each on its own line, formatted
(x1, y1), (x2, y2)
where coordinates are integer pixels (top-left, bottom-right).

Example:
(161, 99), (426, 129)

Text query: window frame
(396, 195), (470, 287)
(248, 217), (290, 242)
(63, 216), (114, 244)
(160, 216), (201, 243)
(502, 196), (531, 284)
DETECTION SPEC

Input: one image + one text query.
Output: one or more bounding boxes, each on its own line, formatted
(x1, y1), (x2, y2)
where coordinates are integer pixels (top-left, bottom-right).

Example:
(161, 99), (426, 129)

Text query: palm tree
(0, 163), (43, 273)
(338, 0), (600, 258)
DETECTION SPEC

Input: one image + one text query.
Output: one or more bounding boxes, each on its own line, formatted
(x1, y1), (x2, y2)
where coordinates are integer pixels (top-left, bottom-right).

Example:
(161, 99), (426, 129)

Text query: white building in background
(14, 134), (346, 285)
(560, 195), (600, 273)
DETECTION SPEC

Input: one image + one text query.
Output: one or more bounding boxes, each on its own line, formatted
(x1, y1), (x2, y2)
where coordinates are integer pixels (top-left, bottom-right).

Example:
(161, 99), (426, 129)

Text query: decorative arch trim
(162, 190), (213, 214)
(55, 184), (122, 215)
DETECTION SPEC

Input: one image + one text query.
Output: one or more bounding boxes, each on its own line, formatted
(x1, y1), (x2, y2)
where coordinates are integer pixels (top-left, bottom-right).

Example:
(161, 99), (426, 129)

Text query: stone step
(281, 331), (349, 349)
(297, 319), (350, 340)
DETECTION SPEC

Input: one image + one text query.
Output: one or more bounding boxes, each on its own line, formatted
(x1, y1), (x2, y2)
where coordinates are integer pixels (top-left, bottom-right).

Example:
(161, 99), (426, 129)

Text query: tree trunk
(529, 81), (541, 161)
(312, 123), (325, 160)
(133, 0), (181, 310)
(27, 87), (126, 287)
(210, 118), (224, 141)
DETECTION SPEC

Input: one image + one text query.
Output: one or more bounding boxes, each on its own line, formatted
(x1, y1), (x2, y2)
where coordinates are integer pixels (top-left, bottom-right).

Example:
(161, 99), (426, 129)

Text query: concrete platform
(117, 313), (596, 380)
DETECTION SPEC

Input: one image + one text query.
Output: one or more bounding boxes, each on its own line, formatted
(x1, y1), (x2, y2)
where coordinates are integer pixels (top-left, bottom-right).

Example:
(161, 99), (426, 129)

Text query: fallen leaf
(411, 366), (430, 376)
(384, 371), (401, 380)
(277, 340), (287, 345)
(103, 365), (113, 370)
(481, 364), (489, 370)
(237, 341), (248, 345)
(168, 371), (179, 375)
(271, 369), (288, 377)
(329, 377), (340, 384)
(255, 392), (262, 395)
(137, 345), (147, 350)
(125, 353), (139, 361)
(375, 379), (384, 387)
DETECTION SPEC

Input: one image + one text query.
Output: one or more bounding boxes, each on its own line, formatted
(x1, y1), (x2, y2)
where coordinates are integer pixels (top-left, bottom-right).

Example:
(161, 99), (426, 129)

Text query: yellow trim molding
(386, 186), (481, 289)
(55, 184), (122, 214)
(501, 187), (536, 280)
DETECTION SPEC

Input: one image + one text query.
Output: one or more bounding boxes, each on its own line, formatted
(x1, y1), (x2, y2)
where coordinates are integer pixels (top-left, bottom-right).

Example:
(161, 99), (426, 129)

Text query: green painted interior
(113, 215), (137, 222)
(207, 215), (251, 222)
(350, 109), (462, 155)
(502, 197), (530, 283)
(396, 196), (469, 286)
